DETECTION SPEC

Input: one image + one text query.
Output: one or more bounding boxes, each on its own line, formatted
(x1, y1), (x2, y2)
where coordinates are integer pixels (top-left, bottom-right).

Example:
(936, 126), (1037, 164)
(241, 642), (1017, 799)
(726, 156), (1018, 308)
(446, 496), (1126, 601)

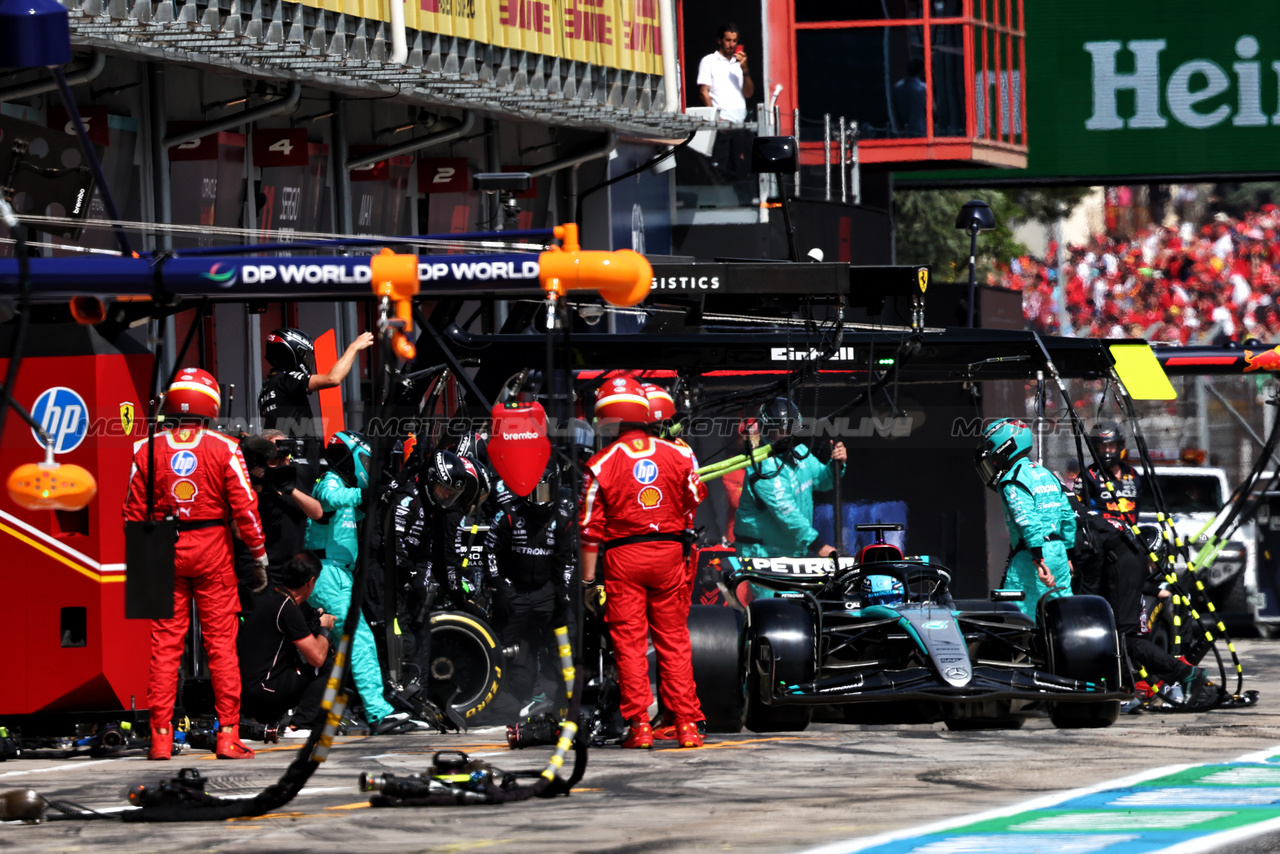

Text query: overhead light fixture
(473, 172), (533, 193)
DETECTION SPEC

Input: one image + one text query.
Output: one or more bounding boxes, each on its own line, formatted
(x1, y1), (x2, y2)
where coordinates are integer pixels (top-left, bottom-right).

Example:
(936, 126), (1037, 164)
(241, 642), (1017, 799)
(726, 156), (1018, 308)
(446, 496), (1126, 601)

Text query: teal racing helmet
(975, 417), (1032, 490)
(326, 431), (372, 490)
(862, 574), (905, 606)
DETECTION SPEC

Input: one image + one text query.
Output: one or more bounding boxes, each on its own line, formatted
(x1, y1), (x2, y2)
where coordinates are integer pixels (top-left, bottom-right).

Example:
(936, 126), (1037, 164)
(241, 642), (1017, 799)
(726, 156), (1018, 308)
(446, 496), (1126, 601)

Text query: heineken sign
(905, 2), (1280, 184)
(1084, 36), (1276, 131)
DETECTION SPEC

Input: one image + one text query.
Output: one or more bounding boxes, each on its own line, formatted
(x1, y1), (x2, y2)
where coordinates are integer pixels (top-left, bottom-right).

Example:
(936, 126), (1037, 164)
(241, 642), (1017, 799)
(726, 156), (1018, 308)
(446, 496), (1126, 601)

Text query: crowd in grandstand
(1005, 204), (1280, 343)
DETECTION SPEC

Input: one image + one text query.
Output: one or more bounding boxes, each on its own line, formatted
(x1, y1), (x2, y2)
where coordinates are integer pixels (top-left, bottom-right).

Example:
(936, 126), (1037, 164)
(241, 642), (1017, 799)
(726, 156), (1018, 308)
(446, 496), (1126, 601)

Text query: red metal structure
(770, 0), (1028, 169)
(0, 330), (153, 718)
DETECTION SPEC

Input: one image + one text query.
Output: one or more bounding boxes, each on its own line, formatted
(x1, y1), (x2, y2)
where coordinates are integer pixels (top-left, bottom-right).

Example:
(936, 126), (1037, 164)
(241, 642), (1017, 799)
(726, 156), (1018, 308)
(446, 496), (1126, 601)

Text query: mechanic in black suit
(1073, 421), (1208, 700)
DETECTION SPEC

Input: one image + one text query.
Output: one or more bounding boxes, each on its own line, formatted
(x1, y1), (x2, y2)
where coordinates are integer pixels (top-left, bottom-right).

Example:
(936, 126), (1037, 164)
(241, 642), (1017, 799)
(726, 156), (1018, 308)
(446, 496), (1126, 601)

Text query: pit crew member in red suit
(125, 367), (266, 761)
(580, 375), (707, 749)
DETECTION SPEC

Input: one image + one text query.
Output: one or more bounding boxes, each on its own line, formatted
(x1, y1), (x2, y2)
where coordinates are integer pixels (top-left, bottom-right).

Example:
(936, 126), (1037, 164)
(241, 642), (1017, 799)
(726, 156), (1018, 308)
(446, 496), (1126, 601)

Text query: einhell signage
(905, 2), (1280, 185)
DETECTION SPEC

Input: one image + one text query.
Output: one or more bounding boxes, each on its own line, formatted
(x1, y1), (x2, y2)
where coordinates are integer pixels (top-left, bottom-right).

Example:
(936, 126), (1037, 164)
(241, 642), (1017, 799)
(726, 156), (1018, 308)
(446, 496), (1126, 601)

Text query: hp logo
(31, 387), (89, 454)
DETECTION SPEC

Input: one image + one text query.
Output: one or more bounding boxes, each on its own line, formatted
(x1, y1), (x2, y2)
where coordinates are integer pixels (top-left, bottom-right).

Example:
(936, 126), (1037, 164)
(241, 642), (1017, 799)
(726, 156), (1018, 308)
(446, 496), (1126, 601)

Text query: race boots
(1179, 666), (1215, 708)
(148, 727), (173, 761)
(621, 718), (653, 749)
(654, 718), (707, 747)
(675, 721), (704, 749)
(215, 726), (256, 760)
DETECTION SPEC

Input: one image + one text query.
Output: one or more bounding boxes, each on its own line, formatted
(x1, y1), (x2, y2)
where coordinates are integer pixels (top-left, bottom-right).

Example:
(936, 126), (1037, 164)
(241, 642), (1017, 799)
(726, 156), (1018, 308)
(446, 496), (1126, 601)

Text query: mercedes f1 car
(688, 525), (1131, 732)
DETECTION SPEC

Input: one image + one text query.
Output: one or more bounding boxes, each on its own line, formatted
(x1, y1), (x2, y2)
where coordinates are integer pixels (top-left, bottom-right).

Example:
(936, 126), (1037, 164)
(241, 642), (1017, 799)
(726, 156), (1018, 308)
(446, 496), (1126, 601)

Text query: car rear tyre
(688, 605), (746, 733)
(1042, 595), (1122, 729)
(743, 599), (815, 733)
(429, 611), (505, 723)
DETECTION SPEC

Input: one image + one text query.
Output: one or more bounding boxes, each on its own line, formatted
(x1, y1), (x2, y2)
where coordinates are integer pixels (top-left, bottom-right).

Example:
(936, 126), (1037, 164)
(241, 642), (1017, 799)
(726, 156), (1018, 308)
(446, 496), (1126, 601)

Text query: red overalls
(124, 425), (265, 729)
(580, 429), (706, 722)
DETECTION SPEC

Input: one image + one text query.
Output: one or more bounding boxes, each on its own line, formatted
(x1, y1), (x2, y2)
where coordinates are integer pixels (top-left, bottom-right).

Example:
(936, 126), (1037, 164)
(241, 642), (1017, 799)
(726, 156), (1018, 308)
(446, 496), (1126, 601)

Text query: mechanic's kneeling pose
(239, 551), (335, 734)
(124, 368), (265, 760)
(1073, 421), (1209, 699)
(733, 397), (846, 558)
(581, 376), (707, 749)
(485, 461), (575, 721)
(304, 431), (403, 731)
(976, 418), (1075, 622)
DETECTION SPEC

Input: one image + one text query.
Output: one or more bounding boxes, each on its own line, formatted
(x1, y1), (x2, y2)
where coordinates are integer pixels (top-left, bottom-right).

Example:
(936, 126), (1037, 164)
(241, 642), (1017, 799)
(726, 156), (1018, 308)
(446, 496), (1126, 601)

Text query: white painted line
(0, 757), (142, 780)
(1157, 815), (1280, 854)
(0, 507), (107, 569)
(1228, 745), (1280, 764)
(0, 784), (357, 821)
(794, 744), (1280, 854)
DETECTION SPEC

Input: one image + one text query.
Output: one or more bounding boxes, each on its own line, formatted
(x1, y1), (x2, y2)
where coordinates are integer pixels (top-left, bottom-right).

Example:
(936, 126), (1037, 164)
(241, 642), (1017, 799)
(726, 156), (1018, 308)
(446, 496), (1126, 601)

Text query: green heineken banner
(904, 1), (1280, 185)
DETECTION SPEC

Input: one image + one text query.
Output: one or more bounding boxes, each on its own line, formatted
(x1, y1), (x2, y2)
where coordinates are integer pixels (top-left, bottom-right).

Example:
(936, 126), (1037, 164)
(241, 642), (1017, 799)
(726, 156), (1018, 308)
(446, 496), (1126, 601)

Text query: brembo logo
(72, 188), (87, 215)
(502, 431), (540, 440)
(1085, 35), (1280, 130)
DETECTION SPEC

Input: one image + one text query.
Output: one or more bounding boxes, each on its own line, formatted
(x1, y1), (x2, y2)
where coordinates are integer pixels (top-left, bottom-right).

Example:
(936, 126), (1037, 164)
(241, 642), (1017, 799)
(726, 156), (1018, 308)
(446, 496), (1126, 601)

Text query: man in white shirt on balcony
(697, 23), (753, 123)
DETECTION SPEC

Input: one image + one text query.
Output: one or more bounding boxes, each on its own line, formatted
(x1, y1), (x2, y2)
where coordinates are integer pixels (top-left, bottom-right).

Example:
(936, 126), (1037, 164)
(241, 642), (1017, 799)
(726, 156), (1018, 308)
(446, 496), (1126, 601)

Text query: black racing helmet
(758, 397), (802, 443)
(454, 430), (488, 466)
(265, 328), (316, 375)
(457, 455), (492, 513)
(425, 450), (469, 508)
(1090, 420), (1126, 469)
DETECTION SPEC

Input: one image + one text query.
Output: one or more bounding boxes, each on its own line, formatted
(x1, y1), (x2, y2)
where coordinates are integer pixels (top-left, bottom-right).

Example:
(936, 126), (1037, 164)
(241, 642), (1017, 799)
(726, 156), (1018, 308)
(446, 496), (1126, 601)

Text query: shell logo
(172, 479), (199, 503)
(637, 485), (663, 509)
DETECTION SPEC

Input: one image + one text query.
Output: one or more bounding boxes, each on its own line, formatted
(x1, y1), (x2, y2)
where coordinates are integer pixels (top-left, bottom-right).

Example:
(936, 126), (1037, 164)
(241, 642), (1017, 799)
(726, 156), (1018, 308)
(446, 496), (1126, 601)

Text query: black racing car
(688, 525), (1132, 732)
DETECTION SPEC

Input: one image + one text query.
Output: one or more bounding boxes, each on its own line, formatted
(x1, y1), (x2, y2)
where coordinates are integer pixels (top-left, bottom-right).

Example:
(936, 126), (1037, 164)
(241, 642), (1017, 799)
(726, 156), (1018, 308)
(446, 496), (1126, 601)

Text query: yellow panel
(399, 0), (651, 71)
(416, 0), (488, 40)
(1109, 343), (1178, 401)
(562, 0), (612, 66)
(489, 0), (559, 56)
(615, 0), (660, 73)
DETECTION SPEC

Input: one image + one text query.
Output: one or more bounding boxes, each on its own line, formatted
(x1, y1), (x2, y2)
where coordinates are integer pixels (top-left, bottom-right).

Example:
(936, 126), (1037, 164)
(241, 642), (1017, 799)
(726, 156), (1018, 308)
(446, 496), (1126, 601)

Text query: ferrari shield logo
(917, 268), (929, 293)
(119, 402), (135, 434)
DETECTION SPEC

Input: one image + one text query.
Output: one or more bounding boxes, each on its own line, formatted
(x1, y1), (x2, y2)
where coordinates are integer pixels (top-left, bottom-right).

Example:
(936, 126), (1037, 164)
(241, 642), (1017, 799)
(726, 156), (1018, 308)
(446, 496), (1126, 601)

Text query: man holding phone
(697, 24), (755, 199)
(697, 23), (753, 122)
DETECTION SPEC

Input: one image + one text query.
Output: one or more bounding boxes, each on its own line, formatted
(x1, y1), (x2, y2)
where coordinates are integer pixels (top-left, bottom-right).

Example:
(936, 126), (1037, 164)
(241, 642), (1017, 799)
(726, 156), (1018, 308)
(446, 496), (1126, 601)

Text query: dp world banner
(905, 1), (1280, 184)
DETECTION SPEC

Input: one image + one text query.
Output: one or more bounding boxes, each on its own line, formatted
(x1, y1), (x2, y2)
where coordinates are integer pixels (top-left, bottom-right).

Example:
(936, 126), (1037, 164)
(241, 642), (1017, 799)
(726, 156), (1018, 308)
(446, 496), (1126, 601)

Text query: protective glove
(583, 582), (606, 616)
(252, 555), (270, 594)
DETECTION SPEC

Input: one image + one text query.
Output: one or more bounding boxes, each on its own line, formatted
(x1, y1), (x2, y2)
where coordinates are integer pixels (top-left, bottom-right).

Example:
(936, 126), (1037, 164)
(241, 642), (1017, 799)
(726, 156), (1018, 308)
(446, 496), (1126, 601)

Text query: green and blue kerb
(800, 747), (1280, 854)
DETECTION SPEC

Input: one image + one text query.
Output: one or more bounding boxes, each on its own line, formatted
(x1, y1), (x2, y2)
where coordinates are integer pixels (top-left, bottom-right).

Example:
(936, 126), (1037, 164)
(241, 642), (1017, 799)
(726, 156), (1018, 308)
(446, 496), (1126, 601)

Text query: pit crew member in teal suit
(976, 417), (1076, 621)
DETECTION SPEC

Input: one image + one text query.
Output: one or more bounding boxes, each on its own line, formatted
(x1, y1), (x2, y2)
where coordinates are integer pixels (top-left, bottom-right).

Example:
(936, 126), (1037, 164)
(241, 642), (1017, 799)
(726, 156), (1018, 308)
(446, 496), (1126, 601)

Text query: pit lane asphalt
(4, 639), (1280, 853)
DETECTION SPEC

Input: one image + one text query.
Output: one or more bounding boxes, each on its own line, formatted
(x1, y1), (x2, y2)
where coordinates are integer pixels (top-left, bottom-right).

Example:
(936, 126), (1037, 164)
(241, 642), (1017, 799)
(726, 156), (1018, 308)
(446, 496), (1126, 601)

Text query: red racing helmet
(595, 375), (650, 426)
(642, 383), (675, 424)
(165, 367), (221, 420)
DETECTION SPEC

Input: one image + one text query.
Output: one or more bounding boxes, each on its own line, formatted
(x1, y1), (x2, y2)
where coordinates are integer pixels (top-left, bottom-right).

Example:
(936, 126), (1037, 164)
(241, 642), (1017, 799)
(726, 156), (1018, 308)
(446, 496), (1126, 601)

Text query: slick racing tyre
(688, 605), (746, 733)
(429, 611), (506, 723)
(1042, 594), (1122, 729)
(744, 599), (815, 733)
